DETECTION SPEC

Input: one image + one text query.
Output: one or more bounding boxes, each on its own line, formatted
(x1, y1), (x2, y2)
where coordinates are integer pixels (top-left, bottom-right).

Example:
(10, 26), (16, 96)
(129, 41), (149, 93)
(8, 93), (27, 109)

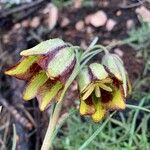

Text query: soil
(0, 0), (148, 149)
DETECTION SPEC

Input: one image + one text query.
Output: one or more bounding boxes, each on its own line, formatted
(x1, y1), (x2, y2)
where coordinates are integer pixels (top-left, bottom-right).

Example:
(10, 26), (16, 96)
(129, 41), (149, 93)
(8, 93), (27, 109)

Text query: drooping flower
(5, 38), (77, 111)
(78, 63), (131, 122)
(102, 52), (132, 97)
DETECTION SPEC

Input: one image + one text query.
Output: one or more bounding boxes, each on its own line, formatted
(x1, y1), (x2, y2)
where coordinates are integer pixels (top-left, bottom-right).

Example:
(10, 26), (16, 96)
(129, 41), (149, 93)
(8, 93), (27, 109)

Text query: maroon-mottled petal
(37, 45), (69, 70)
(104, 65), (123, 83)
(59, 58), (76, 83)
(101, 89), (113, 103)
(5, 61), (42, 81)
(36, 79), (56, 107)
(88, 66), (95, 81)
(36, 79), (63, 110)
(85, 96), (94, 106)
(80, 96), (96, 116)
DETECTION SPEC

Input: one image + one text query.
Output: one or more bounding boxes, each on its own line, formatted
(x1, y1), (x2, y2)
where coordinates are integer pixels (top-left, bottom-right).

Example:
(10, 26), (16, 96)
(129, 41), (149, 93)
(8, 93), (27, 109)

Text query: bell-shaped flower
(5, 38), (77, 111)
(78, 63), (131, 122)
(102, 53), (131, 97)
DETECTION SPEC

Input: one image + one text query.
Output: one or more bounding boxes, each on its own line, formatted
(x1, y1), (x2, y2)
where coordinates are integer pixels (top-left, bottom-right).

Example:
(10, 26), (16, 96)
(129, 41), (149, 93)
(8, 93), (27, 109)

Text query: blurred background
(0, 0), (150, 150)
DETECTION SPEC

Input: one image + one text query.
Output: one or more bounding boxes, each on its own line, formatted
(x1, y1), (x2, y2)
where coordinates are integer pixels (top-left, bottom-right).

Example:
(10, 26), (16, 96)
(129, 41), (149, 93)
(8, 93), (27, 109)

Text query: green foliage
(53, 22), (150, 150)
(124, 21), (150, 98)
(52, 0), (73, 8)
(127, 22), (150, 50)
(52, 0), (94, 8)
(54, 96), (150, 150)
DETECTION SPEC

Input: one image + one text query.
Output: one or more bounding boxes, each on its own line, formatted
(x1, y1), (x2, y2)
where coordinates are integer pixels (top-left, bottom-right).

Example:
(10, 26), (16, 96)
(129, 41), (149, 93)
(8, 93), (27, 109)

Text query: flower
(78, 63), (131, 122)
(102, 53), (131, 97)
(5, 38), (77, 111)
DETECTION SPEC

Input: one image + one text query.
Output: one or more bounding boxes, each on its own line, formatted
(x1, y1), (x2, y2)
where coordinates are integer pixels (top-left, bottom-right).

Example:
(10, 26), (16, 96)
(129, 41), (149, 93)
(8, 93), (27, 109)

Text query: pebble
(91, 11), (107, 27)
(136, 6), (150, 24)
(30, 17), (40, 28)
(75, 20), (85, 31)
(86, 11), (107, 27)
(114, 48), (124, 57)
(21, 20), (30, 28)
(61, 17), (70, 27)
(106, 19), (116, 31)
(126, 19), (134, 29)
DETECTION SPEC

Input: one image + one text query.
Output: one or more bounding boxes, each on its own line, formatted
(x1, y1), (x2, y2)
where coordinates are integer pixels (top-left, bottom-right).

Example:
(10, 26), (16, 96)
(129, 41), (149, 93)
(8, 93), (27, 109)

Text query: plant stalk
(41, 101), (63, 150)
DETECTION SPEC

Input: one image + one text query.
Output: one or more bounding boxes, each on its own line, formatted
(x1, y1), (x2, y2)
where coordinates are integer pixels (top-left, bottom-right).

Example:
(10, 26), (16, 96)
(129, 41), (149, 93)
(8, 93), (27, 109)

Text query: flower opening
(78, 63), (130, 122)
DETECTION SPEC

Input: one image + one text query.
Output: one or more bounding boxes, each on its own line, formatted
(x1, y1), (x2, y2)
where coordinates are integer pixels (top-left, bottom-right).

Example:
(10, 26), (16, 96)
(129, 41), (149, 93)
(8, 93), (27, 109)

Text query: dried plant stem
(41, 101), (63, 150)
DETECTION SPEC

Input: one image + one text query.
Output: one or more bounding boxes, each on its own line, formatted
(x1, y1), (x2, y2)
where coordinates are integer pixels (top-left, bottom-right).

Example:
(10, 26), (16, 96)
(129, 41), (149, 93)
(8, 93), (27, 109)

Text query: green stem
(81, 51), (101, 68)
(41, 53), (80, 150)
(92, 45), (109, 54)
(79, 112), (115, 150)
(41, 102), (63, 150)
(126, 104), (150, 113)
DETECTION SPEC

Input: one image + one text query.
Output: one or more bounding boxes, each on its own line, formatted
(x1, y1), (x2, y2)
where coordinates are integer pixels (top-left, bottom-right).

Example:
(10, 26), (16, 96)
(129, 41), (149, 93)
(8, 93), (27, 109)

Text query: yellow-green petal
(20, 39), (65, 56)
(5, 56), (38, 76)
(92, 97), (106, 122)
(78, 67), (91, 92)
(102, 53), (128, 96)
(39, 81), (63, 111)
(102, 54), (122, 80)
(102, 86), (125, 110)
(89, 63), (108, 80)
(99, 83), (112, 92)
(82, 86), (94, 100)
(23, 71), (48, 100)
(46, 47), (75, 79)
(95, 86), (101, 98)
(79, 100), (95, 115)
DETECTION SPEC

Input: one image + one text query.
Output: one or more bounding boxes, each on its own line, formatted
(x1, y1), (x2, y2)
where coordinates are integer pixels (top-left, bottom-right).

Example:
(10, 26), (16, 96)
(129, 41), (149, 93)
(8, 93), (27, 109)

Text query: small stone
(126, 19), (134, 29)
(3, 35), (9, 44)
(136, 6), (150, 24)
(85, 15), (92, 25)
(61, 17), (70, 27)
(106, 19), (116, 31)
(116, 10), (122, 16)
(74, 0), (82, 8)
(80, 40), (88, 49)
(114, 48), (124, 57)
(30, 17), (40, 28)
(86, 26), (93, 34)
(75, 20), (84, 31)
(103, 1), (109, 7)
(90, 11), (107, 27)
(14, 23), (21, 29)
(43, 3), (58, 30)
(21, 20), (30, 28)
